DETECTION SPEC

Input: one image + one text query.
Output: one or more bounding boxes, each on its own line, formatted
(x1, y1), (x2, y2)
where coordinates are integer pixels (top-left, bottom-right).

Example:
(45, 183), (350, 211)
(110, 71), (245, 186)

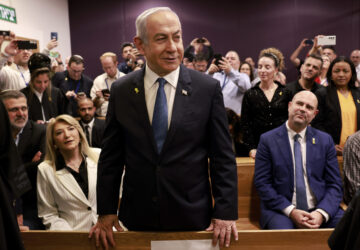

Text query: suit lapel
(56, 168), (90, 206)
(18, 121), (31, 155)
(305, 127), (316, 178)
(161, 66), (192, 155)
(275, 124), (293, 167)
(131, 68), (158, 152)
(87, 158), (97, 207)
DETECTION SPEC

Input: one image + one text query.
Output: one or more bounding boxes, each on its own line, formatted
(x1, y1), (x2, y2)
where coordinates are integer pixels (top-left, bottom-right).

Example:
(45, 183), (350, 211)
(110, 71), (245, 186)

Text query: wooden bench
(22, 229), (333, 250)
(236, 156), (344, 230)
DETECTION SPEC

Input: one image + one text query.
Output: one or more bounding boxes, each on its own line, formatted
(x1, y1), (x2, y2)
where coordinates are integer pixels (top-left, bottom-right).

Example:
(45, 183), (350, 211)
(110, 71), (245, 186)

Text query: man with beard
(0, 90), (45, 229)
(254, 91), (343, 229)
(78, 98), (105, 148)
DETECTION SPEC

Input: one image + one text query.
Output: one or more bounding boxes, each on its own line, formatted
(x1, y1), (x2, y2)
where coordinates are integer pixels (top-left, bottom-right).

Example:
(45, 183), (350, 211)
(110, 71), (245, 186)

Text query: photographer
(118, 42), (142, 74)
(207, 50), (251, 115)
(91, 52), (125, 117)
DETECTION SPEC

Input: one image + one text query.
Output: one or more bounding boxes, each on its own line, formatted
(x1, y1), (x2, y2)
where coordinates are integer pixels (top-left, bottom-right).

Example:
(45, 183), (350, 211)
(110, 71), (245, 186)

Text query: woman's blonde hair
(44, 114), (99, 170)
(259, 47), (285, 71)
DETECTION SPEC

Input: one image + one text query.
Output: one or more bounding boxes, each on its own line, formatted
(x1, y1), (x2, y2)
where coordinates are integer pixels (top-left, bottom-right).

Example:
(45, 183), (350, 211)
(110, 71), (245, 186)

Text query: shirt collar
(106, 69), (122, 80)
(34, 89), (43, 100)
(81, 117), (95, 128)
(144, 64), (179, 90)
(286, 120), (307, 140)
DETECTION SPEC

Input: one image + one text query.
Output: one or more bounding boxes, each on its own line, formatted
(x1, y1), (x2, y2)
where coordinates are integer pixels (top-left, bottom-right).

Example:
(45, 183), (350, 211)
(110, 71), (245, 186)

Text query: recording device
(304, 39), (313, 45)
(17, 40), (37, 50)
(318, 35), (336, 46)
(101, 89), (110, 95)
(214, 54), (223, 66)
(49, 51), (59, 58)
(51, 32), (58, 41)
(0, 30), (10, 36)
(197, 38), (205, 43)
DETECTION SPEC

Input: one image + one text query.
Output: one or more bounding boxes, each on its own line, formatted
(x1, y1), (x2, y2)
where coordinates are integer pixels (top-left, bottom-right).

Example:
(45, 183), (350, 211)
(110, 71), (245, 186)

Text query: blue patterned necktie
(294, 134), (308, 211)
(152, 78), (168, 153)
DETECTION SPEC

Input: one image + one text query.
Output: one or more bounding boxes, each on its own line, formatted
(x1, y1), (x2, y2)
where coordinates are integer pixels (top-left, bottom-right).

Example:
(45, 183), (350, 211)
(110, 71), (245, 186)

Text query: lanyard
(17, 65), (29, 86)
(221, 74), (228, 90)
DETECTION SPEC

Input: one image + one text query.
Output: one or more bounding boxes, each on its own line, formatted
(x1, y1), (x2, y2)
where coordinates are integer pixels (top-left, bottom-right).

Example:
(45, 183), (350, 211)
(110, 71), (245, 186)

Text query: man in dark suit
(0, 90), (46, 230)
(77, 98), (105, 148)
(89, 7), (238, 249)
(254, 90), (344, 229)
(51, 55), (93, 116)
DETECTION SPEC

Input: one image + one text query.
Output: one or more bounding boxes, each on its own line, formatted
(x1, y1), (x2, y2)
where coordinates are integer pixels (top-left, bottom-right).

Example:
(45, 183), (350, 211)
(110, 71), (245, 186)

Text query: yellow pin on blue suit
(312, 138), (316, 144)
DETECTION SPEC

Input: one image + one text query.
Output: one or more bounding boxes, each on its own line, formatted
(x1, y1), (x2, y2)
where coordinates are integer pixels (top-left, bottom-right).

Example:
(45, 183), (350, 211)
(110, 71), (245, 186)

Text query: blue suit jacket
(96, 65), (238, 230)
(254, 123), (343, 228)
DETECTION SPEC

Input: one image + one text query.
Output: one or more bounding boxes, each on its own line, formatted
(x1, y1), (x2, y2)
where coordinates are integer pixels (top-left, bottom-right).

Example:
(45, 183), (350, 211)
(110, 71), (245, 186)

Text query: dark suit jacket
(97, 65), (238, 231)
(328, 189), (360, 250)
(0, 102), (25, 250)
(312, 86), (360, 144)
(254, 123), (343, 228)
(17, 121), (46, 212)
(51, 70), (93, 116)
(21, 86), (70, 122)
(80, 118), (105, 148)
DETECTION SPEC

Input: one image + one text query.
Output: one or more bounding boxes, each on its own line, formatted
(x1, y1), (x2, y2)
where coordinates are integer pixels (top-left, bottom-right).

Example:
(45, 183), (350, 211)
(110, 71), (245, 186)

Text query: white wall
(0, 0), (71, 59)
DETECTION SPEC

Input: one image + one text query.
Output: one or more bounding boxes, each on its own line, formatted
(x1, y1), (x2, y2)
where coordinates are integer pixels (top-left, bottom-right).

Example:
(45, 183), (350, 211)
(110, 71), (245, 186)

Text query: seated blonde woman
(37, 114), (100, 230)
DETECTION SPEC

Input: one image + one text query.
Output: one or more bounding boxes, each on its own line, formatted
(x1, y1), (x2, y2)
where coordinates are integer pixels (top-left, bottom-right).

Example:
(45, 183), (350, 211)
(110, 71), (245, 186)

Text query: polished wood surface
(22, 229), (332, 250)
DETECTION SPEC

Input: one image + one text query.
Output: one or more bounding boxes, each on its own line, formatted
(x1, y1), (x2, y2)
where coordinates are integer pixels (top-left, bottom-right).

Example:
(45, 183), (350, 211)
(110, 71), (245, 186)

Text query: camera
(17, 40), (37, 50)
(318, 35), (336, 46)
(0, 30), (10, 36)
(196, 38), (205, 43)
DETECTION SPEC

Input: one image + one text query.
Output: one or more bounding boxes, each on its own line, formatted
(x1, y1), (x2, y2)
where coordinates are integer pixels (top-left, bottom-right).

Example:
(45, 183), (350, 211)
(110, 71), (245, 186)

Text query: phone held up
(17, 40), (37, 50)
(51, 32), (58, 41)
(318, 35), (336, 46)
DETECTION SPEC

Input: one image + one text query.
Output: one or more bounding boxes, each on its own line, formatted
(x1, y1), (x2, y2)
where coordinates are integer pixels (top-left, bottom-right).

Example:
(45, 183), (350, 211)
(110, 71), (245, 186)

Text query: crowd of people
(1, 6), (360, 250)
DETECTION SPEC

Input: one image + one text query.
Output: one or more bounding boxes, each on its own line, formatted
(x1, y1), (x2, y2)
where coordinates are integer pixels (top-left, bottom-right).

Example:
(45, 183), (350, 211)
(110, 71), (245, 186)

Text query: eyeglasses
(68, 67), (84, 74)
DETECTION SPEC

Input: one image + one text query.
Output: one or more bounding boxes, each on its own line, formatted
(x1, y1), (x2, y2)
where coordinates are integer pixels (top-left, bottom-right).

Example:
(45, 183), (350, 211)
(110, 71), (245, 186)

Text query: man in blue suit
(255, 90), (344, 229)
(89, 7), (238, 249)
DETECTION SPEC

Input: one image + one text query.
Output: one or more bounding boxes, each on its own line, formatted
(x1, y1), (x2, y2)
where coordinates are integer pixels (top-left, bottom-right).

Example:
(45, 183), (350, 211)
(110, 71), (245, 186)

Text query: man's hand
(306, 211), (324, 228)
(17, 214), (29, 231)
(46, 39), (58, 50)
(218, 57), (232, 75)
(207, 59), (220, 74)
(289, 209), (313, 228)
(249, 149), (257, 159)
(31, 151), (42, 162)
(89, 214), (123, 250)
(65, 90), (76, 99)
(206, 219), (238, 248)
(202, 37), (211, 46)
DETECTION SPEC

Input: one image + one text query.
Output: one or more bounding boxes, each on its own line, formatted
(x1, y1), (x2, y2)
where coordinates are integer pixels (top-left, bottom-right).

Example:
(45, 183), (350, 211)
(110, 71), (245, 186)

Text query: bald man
(255, 91), (343, 230)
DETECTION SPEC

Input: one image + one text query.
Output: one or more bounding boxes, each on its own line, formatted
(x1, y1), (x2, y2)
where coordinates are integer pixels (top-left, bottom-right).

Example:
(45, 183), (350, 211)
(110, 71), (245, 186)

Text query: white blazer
(37, 148), (100, 230)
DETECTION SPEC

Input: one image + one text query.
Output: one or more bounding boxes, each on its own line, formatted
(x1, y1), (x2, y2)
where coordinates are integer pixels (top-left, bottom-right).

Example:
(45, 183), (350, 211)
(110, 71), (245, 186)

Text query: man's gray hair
(0, 90), (26, 101)
(135, 7), (180, 44)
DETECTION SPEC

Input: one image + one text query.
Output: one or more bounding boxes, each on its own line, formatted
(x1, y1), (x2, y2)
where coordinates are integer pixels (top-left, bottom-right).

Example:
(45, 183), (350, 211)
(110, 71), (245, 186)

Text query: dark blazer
(312, 86), (360, 144)
(51, 70), (93, 116)
(0, 102), (25, 250)
(328, 189), (360, 250)
(254, 124), (343, 228)
(21, 86), (70, 122)
(97, 65), (238, 231)
(80, 118), (105, 148)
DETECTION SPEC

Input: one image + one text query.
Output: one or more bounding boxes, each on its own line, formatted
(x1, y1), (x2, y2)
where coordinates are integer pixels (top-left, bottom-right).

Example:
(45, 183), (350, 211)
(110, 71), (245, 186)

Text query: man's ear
(134, 37), (145, 55)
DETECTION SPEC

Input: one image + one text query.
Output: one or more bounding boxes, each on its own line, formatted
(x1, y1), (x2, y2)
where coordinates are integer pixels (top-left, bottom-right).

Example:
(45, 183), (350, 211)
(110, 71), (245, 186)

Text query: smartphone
(17, 40), (37, 50)
(304, 39), (313, 45)
(214, 54), (223, 66)
(51, 32), (58, 41)
(197, 38), (205, 43)
(0, 30), (10, 36)
(77, 92), (86, 97)
(318, 35), (336, 46)
(102, 89), (110, 95)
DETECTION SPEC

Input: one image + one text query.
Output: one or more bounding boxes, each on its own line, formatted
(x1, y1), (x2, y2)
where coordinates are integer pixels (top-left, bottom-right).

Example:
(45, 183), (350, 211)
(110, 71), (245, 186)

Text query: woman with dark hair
(239, 62), (255, 82)
(241, 47), (290, 158)
(21, 53), (69, 124)
(313, 56), (360, 155)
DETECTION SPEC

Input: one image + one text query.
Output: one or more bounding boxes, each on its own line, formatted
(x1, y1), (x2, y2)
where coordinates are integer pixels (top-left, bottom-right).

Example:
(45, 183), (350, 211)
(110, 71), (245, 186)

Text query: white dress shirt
(91, 70), (125, 116)
(144, 64), (179, 127)
(283, 121), (329, 221)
